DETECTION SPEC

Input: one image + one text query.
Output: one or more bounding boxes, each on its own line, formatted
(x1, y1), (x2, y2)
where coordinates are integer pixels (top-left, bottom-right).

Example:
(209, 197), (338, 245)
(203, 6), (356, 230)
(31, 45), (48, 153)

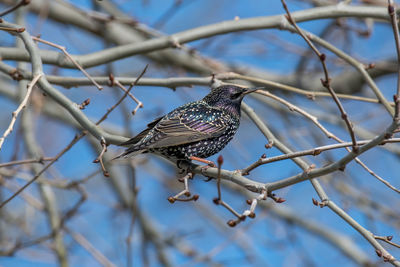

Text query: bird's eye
(230, 92), (242, 99)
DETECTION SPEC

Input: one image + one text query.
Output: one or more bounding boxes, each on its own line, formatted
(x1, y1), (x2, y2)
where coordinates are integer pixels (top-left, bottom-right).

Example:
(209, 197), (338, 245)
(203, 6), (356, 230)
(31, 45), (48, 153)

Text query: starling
(115, 85), (257, 162)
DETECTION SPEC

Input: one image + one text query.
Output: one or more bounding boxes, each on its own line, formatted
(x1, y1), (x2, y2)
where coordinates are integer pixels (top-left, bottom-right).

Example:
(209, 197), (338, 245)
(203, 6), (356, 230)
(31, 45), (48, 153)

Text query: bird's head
(203, 85), (258, 114)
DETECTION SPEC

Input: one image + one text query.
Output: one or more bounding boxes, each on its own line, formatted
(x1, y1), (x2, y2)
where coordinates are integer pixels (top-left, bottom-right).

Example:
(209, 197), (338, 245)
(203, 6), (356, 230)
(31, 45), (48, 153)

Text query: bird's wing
(119, 116), (164, 146)
(147, 104), (230, 148)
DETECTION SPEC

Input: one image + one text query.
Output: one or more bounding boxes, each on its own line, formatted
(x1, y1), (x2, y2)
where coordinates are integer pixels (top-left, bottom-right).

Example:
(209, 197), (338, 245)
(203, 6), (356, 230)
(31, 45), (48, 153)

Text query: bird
(115, 85), (257, 164)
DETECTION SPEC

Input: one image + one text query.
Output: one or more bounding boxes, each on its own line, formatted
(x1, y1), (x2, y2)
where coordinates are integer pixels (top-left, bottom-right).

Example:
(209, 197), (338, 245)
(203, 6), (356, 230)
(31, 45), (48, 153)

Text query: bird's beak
(242, 87), (263, 95)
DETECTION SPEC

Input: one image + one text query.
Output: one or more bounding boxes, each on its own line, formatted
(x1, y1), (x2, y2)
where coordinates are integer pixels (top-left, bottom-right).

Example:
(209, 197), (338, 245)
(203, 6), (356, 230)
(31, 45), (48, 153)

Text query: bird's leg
(186, 156), (214, 180)
(189, 156), (216, 178)
(167, 172), (199, 203)
(189, 156), (216, 167)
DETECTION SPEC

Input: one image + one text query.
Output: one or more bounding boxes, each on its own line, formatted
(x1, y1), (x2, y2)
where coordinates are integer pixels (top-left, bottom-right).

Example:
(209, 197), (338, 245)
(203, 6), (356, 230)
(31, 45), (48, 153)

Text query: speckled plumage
(116, 85), (255, 161)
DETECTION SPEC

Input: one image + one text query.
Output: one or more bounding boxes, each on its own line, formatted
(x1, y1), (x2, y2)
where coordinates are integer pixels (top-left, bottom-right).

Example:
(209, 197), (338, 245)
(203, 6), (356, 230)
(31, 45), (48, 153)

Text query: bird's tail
(112, 148), (146, 160)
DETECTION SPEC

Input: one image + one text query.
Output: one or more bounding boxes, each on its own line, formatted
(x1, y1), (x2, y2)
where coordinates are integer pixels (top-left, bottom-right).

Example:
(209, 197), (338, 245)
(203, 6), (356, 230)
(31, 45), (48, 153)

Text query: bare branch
(0, 73), (41, 150)
(0, 0), (30, 17)
(32, 36), (103, 90)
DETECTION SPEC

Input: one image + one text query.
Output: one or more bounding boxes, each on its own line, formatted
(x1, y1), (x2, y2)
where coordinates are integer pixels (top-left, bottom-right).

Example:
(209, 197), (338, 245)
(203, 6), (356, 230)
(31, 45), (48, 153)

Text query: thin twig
(2, 64), (394, 106)
(92, 65), (148, 175)
(242, 138), (400, 175)
(93, 137), (109, 177)
(67, 228), (117, 267)
(111, 76), (144, 115)
(167, 172), (199, 203)
(388, 0), (400, 119)
(152, 0), (183, 29)
(96, 65), (148, 125)
(32, 36), (103, 90)
(0, 157), (54, 168)
(126, 199), (137, 267)
(281, 0), (358, 152)
(0, 132), (85, 209)
(0, 26), (25, 32)
(0, 73), (42, 150)
(216, 155), (223, 200)
(229, 73), (391, 104)
(0, 177), (44, 210)
(212, 155), (246, 227)
(242, 191), (267, 219)
(0, 0), (30, 17)
(375, 235), (400, 249)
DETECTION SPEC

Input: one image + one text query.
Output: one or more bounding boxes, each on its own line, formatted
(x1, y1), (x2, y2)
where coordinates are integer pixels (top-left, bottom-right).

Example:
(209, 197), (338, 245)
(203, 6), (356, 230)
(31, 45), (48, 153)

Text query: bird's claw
(176, 160), (191, 174)
(200, 165), (214, 181)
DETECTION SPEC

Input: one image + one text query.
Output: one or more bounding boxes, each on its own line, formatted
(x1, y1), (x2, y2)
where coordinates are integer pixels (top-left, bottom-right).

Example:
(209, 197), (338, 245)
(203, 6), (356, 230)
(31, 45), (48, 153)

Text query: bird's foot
(176, 160), (191, 174)
(199, 165), (214, 181)
(168, 172), (199, 203)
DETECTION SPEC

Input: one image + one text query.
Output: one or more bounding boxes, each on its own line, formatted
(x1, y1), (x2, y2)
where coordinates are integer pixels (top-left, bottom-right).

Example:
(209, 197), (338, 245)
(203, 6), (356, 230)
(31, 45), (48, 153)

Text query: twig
(216, 155), (223, 200)
(0, 233), (54, 256)
(66, 228), (117, 267)
(153, 0), (183, 29)
(92, 65), (148, 175)
(262, 122), (398, 192)
(281, 0), (358, 152)
(242, 138), (400, 175)
(242, 190), (267, 219)
(167, 172), (199, 203)
(212, 155), (246, 227)
(375, 235), (400, 249)
(126, 186), (138, 267)
(32, 36), (103, 90)
(2, 63), (394, 106)
(0, 73), (42, 150)
(0, 0), (30, 17)
(255, 90), (335, 138)
(0, 156), (54, 168)
(93, 137), (109, 177)
(0, 132), (85, 209)
(0, 177), (44, 210)
(8, 5), (391, 71)
(388, 0), (400, 119)
(355, 158), (400, 194)
(58, 185), (87, 227)
(0, 26), (25, 32)
(96, 65), (148, 125)
(110, 75), (144, 115)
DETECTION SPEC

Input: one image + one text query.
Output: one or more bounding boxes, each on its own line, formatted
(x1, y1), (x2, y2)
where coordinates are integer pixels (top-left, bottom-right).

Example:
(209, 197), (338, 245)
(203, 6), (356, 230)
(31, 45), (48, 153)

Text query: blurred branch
(0, 61), (392, 106)
(0, 0), (30, 17)
(0, 4), (393, 69)
(0, 157), (55, 167)
(388, 0), (400, 119)
(66, 228), (117, 267)
(281, 0), (358, 151)
(32, 36), (103, 90)
(19, 87), (68, 265)
(0, 132), (84, 209)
